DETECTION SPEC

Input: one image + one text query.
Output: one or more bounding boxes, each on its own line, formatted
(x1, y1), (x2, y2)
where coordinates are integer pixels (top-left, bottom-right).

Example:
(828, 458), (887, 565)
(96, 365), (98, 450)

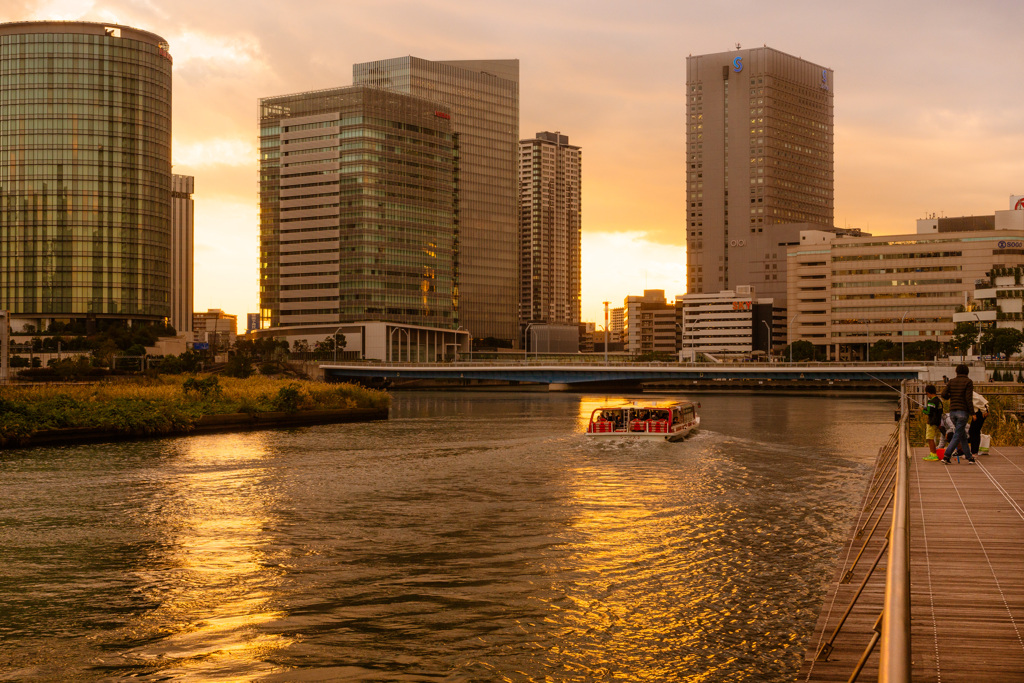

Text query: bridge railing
(323, 358), (936, 369)
(806, 384), (911, 681)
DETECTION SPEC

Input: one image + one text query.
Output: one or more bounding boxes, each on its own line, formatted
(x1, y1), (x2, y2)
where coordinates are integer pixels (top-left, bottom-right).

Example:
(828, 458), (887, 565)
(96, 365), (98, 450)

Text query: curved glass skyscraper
(0, 21), (173, 328)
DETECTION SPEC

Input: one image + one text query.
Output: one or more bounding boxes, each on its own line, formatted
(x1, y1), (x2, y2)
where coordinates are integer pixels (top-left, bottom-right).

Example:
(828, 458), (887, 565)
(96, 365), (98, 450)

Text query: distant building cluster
(1, 22), (1022, 363)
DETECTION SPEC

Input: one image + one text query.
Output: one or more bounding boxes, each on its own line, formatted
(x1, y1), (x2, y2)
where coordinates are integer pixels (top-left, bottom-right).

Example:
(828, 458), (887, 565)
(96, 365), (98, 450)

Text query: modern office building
(354, 57), (520, 346)
(171, 174), (193, 335)
(685, 46), (833, 302)
(258, 85), (457, 331)
(787, 219), (1024, 360)
(0, 21), (173, 332)
(519, 131), (582, 342)
(623, 290), (677, 355)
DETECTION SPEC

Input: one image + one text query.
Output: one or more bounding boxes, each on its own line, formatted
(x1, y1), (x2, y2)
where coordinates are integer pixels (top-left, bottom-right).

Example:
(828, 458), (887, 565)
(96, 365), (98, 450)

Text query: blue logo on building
(733, 56), (743, 73)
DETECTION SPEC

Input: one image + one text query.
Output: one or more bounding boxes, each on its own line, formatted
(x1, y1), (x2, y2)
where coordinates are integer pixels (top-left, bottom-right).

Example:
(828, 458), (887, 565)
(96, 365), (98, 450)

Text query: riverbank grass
(0, 376), (390, 444)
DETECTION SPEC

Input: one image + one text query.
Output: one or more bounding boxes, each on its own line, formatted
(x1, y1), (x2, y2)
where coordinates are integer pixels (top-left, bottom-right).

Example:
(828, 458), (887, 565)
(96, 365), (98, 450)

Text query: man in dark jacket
(941, 364), (976, 463)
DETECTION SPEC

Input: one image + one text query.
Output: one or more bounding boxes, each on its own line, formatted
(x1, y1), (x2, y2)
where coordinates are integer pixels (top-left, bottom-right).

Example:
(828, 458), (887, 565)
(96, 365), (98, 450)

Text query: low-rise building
(193, 309), (237, 351)
(952, 265), (1024, 340)
(624, 290), (676, 356)
(254, 321), (469, 362)
(788, 203), (1024, 359)
(676, 287), (778, 360)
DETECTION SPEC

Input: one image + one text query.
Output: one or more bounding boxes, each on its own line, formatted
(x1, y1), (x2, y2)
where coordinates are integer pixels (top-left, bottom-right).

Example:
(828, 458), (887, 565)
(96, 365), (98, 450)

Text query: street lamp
(788, 313), (799, 363)
(524, 322), (536, 361)
(900, 311), (908, 364)
(971, 312), (982, 360)
(761, 320), (772, 362)
(603, 301), (610, 366)
(332, 325), (344, 363)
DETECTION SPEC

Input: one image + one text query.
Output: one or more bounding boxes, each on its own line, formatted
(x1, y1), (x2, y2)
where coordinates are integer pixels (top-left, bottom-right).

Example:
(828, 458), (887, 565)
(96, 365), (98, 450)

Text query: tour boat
(585, 400), (700, 442)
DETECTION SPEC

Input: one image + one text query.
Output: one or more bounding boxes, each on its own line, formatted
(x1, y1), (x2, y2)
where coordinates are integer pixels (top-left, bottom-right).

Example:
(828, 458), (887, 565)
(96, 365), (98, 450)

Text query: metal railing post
(879, 386), (912, 682)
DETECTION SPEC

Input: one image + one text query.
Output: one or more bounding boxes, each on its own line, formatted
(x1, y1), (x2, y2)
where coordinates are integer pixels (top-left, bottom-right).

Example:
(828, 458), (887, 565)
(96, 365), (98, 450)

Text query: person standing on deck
(941, 364), (976, 464)
(968, 391), (990, 457)
(923, 385), (943, 461)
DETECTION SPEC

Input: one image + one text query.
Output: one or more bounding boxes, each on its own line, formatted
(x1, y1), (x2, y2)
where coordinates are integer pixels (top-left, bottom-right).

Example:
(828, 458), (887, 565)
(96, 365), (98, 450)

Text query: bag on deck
(979, 434), (991, 454)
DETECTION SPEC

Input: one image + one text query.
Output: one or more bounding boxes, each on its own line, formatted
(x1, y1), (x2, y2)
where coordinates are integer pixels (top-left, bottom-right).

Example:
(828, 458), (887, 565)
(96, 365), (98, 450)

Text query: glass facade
(0, 22), (173, 322)
(259, 86), (457, 329)
(354, 57), (519, 345)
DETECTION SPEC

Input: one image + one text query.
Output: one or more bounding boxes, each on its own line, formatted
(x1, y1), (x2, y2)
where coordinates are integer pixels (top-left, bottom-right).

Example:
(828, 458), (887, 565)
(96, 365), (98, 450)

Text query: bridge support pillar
(548, 383), (571, 392)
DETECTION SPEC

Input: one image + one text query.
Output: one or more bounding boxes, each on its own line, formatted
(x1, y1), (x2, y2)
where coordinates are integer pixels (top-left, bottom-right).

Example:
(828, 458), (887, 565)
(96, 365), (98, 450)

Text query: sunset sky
(4, 0), (1023, 326)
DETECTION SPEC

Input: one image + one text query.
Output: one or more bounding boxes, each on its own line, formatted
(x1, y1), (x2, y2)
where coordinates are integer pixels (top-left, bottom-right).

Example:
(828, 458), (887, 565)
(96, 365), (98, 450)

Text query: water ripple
(0, 392), (893, 681)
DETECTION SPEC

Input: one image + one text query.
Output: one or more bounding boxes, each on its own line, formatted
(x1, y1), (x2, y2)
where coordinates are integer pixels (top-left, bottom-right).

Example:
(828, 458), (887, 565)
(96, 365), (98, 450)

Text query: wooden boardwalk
(801, 445), (1024, 682)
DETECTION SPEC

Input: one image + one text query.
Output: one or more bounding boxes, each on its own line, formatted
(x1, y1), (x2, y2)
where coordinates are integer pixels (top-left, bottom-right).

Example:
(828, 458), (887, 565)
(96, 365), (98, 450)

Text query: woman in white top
(968, 391), (990, 456)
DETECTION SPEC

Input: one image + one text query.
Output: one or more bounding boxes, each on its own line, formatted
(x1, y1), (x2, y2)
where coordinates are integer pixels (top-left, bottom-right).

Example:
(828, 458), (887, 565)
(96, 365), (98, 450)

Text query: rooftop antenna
(735, 42), (741, 50)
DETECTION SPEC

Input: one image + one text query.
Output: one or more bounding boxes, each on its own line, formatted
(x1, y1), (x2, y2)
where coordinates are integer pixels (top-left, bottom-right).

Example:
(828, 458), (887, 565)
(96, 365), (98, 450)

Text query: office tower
(354, 57), (520, 345)
(258, 86), (457, 330)
(171, 175), (194, 335)
(0, 21), (173, 331)
(519, 131), (582, 335)
(685, 47), (833, 300)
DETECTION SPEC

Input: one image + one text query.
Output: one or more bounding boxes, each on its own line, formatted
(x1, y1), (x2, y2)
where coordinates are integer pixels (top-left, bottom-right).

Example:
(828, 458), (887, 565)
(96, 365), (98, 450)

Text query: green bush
(182, 376), (221, 398)
(272, 384), (302, 412)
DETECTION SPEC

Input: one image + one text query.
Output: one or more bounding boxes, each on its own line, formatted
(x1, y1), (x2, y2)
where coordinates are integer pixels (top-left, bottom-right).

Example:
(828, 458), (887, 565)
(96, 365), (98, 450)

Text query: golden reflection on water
(119, 431), (290, 679)
(555, 395), (731, 680)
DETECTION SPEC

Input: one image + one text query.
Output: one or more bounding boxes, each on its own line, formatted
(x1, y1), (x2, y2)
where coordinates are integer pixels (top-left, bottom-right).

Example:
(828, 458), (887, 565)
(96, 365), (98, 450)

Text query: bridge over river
(321, 361), (929, 388)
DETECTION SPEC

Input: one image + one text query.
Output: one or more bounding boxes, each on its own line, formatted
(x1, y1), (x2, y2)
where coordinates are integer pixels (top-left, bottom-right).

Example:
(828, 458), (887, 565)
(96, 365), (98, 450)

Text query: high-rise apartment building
(686, 47), (833, 301)
(519, 131), (582, 336)
(258, 86), (457, 330)
(171, 174), (194, 335)
(354, 57), (520, 345)
(0, 21), (173, 331)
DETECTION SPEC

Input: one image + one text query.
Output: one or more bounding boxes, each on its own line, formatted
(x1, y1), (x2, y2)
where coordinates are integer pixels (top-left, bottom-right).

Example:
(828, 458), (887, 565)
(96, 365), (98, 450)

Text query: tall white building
(519, 131), (582, 339)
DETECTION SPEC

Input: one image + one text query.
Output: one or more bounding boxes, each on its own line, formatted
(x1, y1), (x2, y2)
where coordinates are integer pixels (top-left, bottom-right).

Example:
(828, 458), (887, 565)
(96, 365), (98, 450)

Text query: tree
(948, 322), (978, 360)
(223, 354), (254, 378)
(313, 332), (346, 353)
(905, 340), (940, 361)
(790, 340), (815, 361)
(980, 327), (1024, 359)
(870, 339), (898, 361)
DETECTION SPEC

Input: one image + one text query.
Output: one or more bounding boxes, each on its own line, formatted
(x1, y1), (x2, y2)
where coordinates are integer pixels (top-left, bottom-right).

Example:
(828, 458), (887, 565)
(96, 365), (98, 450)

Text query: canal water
(0, 391), (896, 681)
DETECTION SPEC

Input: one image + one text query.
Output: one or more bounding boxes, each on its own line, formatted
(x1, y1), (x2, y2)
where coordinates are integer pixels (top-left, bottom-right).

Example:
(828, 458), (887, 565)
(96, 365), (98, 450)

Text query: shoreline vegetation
(0, 376), (390, 449)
